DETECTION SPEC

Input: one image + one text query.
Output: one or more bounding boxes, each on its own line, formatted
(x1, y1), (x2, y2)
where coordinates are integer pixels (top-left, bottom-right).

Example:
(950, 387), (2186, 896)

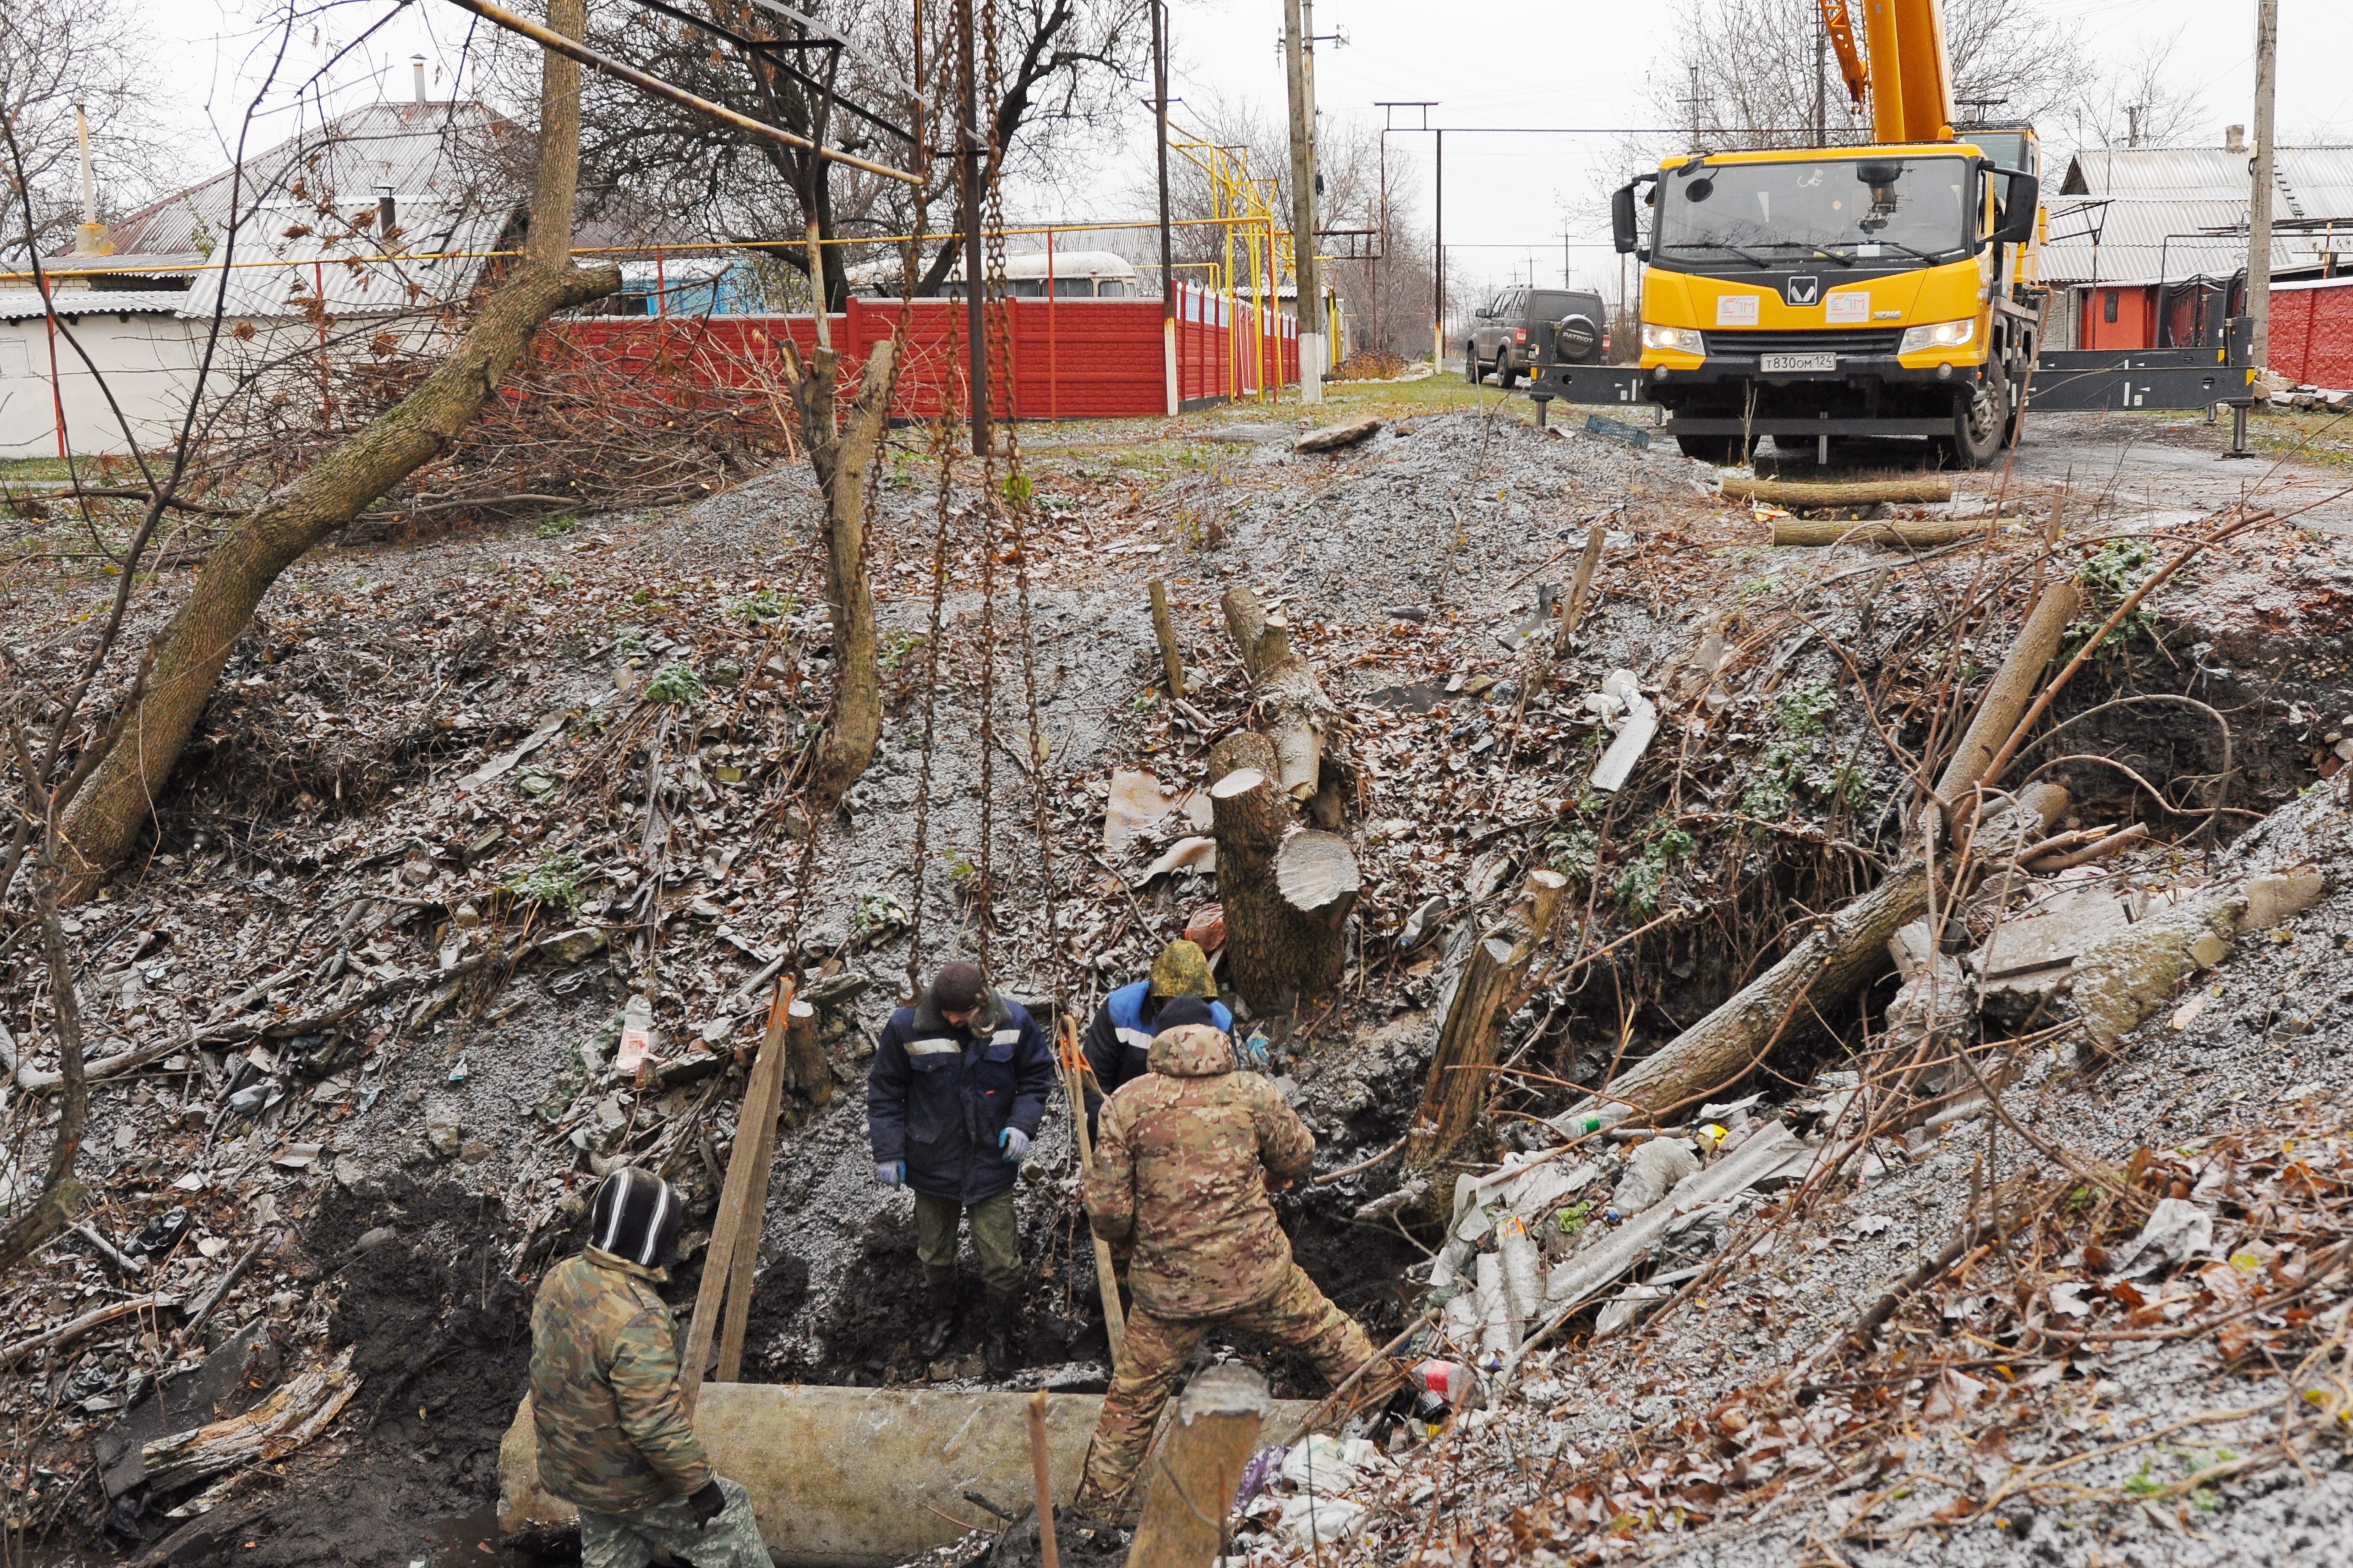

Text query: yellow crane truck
(1535, 0), (2253, 465)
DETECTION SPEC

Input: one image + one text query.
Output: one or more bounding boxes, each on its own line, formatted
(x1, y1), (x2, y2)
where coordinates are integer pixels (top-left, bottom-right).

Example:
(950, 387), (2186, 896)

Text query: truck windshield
(1655, 156), (1971, 264)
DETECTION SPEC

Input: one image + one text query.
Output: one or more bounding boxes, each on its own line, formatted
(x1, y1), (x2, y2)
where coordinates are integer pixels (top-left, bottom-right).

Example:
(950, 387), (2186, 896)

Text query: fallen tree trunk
(1556, 784), (2066, 1131)
(56, 1), (617, 899)
(1931, 577), (2079, 830)
(1728, 477), (1954, 506)
(139, 1346), (360, 1492)
(1220, 585), (1342, 804)
(1770, 518), (1987, 548)
(1406, 868), (1570, 1174)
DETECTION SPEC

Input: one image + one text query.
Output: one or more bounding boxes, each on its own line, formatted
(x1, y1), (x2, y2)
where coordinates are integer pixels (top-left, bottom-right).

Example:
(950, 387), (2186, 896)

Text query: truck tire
(1498, 352), (1521, 389)
(1464, 347), (1484, 384)
(1945, 365), (2010, 469)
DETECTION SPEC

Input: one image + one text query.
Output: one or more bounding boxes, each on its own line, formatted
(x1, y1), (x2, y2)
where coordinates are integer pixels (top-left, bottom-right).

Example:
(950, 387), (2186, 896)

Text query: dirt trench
(12, 394), (2353, 1566)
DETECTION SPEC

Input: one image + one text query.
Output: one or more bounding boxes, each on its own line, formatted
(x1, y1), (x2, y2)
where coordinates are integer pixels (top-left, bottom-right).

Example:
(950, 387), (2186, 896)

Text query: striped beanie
(586, 1167), (682, 1269)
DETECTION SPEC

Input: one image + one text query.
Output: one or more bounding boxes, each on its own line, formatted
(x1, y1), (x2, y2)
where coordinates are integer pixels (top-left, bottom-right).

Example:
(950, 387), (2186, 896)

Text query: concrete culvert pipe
(498, 1385), (1321, 1567)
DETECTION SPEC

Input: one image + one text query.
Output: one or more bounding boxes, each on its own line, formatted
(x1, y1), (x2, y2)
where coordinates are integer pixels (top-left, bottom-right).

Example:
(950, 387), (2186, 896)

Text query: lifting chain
(975, 0), (1070, 1015)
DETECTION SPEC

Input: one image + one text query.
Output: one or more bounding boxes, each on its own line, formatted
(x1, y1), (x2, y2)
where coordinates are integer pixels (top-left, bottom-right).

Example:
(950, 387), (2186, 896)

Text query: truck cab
(1617, 135), (2042, 467)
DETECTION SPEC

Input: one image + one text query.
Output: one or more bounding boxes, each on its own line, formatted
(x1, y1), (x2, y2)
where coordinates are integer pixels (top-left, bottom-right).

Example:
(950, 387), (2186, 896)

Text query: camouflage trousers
(1072, 1263), (1397, 1511)
(578, 1477), (772, 1568)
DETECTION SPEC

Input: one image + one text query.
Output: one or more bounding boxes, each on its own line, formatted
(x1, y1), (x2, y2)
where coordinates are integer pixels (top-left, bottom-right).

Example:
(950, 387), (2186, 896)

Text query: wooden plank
(682, 978), (794, 1414)
(716, 982), (795, 1382)
(1060, 1014), (1127, 1366)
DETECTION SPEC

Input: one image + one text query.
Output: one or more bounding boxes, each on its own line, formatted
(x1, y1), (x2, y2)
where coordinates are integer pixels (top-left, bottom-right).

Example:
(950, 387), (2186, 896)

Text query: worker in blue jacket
(1078, 940), (1232, 1140)
(867, 960), (1054, 1377)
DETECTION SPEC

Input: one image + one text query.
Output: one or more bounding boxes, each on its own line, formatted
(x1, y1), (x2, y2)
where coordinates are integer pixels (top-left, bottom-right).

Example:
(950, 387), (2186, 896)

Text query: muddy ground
(4, 375), (2352, 1566)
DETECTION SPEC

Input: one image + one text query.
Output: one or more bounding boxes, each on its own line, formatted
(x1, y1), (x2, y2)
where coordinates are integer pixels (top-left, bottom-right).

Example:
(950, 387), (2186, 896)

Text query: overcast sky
(144, 0), (2353, 303)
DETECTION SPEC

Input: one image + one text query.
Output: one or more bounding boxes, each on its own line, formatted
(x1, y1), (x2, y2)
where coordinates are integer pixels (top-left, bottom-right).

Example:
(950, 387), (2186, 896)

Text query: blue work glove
(875, 1160), (906, 1186)
(999, 1127), (1032, 1163)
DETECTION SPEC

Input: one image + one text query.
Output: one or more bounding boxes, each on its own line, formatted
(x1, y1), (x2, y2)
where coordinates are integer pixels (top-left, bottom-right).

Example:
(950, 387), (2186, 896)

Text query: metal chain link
(974, 0), (1068, 1013)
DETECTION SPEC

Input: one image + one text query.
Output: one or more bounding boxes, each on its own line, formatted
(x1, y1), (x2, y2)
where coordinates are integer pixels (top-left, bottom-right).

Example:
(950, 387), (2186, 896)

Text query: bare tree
(0, 0), (183, 261)
(1654, 0), (2097, 152)
(2066, 35), (2206, 151)
(548, 0), (1147, 305)
(49, 1), (617, 900)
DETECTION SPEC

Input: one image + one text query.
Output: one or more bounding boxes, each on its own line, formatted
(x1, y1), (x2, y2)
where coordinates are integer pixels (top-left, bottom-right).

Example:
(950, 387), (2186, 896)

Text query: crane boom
(1816, 0), (1868, 111)
(1859, 0), (1956, 143)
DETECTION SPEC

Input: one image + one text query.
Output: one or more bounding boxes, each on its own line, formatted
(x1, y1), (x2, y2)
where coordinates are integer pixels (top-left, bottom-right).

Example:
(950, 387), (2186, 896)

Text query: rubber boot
(982, 1290), (1021, 1379)
(917, 1279), (961, 1361)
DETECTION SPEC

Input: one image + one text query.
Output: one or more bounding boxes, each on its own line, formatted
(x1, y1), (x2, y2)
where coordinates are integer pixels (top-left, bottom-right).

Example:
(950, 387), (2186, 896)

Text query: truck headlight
(1897, 318), (1977, 354)
(1641, 323), (1704, 355)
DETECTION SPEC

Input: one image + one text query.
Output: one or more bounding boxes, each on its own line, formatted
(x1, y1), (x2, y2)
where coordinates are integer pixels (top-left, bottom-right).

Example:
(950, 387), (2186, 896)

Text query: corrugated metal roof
(0, 290), (188, 322)
(89, 100), (525, 319)
(107, 100), (526, 256)
(2045, 146), (2353, 286)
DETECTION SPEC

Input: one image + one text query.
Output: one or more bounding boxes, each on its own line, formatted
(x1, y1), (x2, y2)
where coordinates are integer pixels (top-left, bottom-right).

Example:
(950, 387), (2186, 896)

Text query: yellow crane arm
(1815, 0), (1869, 110)
(1858, 0), (1956, 144)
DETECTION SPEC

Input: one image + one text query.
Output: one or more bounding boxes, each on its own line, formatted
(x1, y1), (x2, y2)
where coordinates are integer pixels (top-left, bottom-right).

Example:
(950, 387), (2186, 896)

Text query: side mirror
(1988, 169), (2038, 247)
(1611, 183), (1641, 255)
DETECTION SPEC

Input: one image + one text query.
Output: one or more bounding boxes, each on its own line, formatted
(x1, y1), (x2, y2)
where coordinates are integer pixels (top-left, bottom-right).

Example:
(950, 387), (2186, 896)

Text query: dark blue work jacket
(1078, 980), (1234, 1137)
(867, 987), (1053, 1203)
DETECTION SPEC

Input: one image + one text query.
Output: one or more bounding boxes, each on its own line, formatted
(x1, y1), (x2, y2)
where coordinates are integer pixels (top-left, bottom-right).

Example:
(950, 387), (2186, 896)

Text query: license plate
(1761, 352), (1838, 373)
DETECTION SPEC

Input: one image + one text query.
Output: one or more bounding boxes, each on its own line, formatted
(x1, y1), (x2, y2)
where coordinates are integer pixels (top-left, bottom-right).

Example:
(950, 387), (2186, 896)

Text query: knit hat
(1147, 939), (1217, 998)
(586, 1167), (683, 1269)
(931, 960), (986, 1014)
(1152, 994), (1218, 1035)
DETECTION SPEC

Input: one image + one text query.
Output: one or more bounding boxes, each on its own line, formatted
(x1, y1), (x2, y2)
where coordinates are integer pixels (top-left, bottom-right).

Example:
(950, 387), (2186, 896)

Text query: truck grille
(1704, 329), (1903, 357)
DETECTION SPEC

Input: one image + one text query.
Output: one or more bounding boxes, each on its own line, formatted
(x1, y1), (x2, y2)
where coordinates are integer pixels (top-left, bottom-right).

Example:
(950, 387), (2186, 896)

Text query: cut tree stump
(1272, 829), (1362, 997)
(1727, 477), (1954, 506)
(1147, 579), (1186, 699)
(1126, 1362), (1269, 1568)
(1553, 524), (1606, 653)
(1207, 768), (1363, 1014)
(1220, 586), (1343, 801)
(1405, 869), (1569, 1175)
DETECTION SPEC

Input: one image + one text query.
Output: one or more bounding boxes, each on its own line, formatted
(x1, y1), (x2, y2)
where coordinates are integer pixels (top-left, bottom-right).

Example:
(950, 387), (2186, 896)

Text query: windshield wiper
(1666, 240), (1774, 267)
(1828, 239), (1947, 265)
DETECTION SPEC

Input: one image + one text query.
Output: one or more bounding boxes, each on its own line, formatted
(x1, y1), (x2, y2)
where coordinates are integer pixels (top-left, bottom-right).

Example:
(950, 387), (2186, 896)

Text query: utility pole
(2248, 0), (2278, 369)
(1813, 16), (1827, 143)
(1282, 0), (1324, 402)
(1154, 0), (1176, 415)
(956, 0), (988, 455)
(1433, 128), (1444, 367)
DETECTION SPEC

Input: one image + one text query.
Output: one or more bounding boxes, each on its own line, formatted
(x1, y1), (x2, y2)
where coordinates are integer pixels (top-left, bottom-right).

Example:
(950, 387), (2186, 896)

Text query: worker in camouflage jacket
(529, 1168), (769, 1568)
(1070, 1001), (1401, 1515)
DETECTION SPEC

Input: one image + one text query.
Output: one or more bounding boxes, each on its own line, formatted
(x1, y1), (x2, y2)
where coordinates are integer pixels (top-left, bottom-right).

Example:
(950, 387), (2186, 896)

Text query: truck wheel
(1498, 352), (1521, 389)
(1947, 366), (2009, 469)
(1675, 433), (1741, 464)
(1464, 347), (1483, 384)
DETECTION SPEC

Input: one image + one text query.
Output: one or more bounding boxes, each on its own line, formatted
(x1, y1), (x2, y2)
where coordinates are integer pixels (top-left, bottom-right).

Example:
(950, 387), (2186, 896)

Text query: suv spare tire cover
(1554, 314), (1601, 362)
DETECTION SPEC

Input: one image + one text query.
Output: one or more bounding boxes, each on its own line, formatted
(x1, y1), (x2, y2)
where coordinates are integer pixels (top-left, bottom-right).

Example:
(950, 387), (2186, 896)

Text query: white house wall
(0, 310), (461, 460)
(0, 314), (200, 460)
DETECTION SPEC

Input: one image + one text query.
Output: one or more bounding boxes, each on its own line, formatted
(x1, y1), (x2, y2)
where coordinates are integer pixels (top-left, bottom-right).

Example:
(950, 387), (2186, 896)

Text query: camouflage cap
(1147, 939), (1217, 998)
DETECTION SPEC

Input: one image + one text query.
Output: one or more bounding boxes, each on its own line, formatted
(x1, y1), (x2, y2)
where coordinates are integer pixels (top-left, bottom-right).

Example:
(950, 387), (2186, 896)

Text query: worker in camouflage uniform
(1070, 1005), (1400, 1517)
(529, 1168), (770, 1568)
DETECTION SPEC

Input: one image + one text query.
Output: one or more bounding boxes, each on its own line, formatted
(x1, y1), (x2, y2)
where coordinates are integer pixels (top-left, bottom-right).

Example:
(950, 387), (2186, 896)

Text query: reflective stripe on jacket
(1080, 981), (1234, 1135)
(868, 986), (1054, 1203)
